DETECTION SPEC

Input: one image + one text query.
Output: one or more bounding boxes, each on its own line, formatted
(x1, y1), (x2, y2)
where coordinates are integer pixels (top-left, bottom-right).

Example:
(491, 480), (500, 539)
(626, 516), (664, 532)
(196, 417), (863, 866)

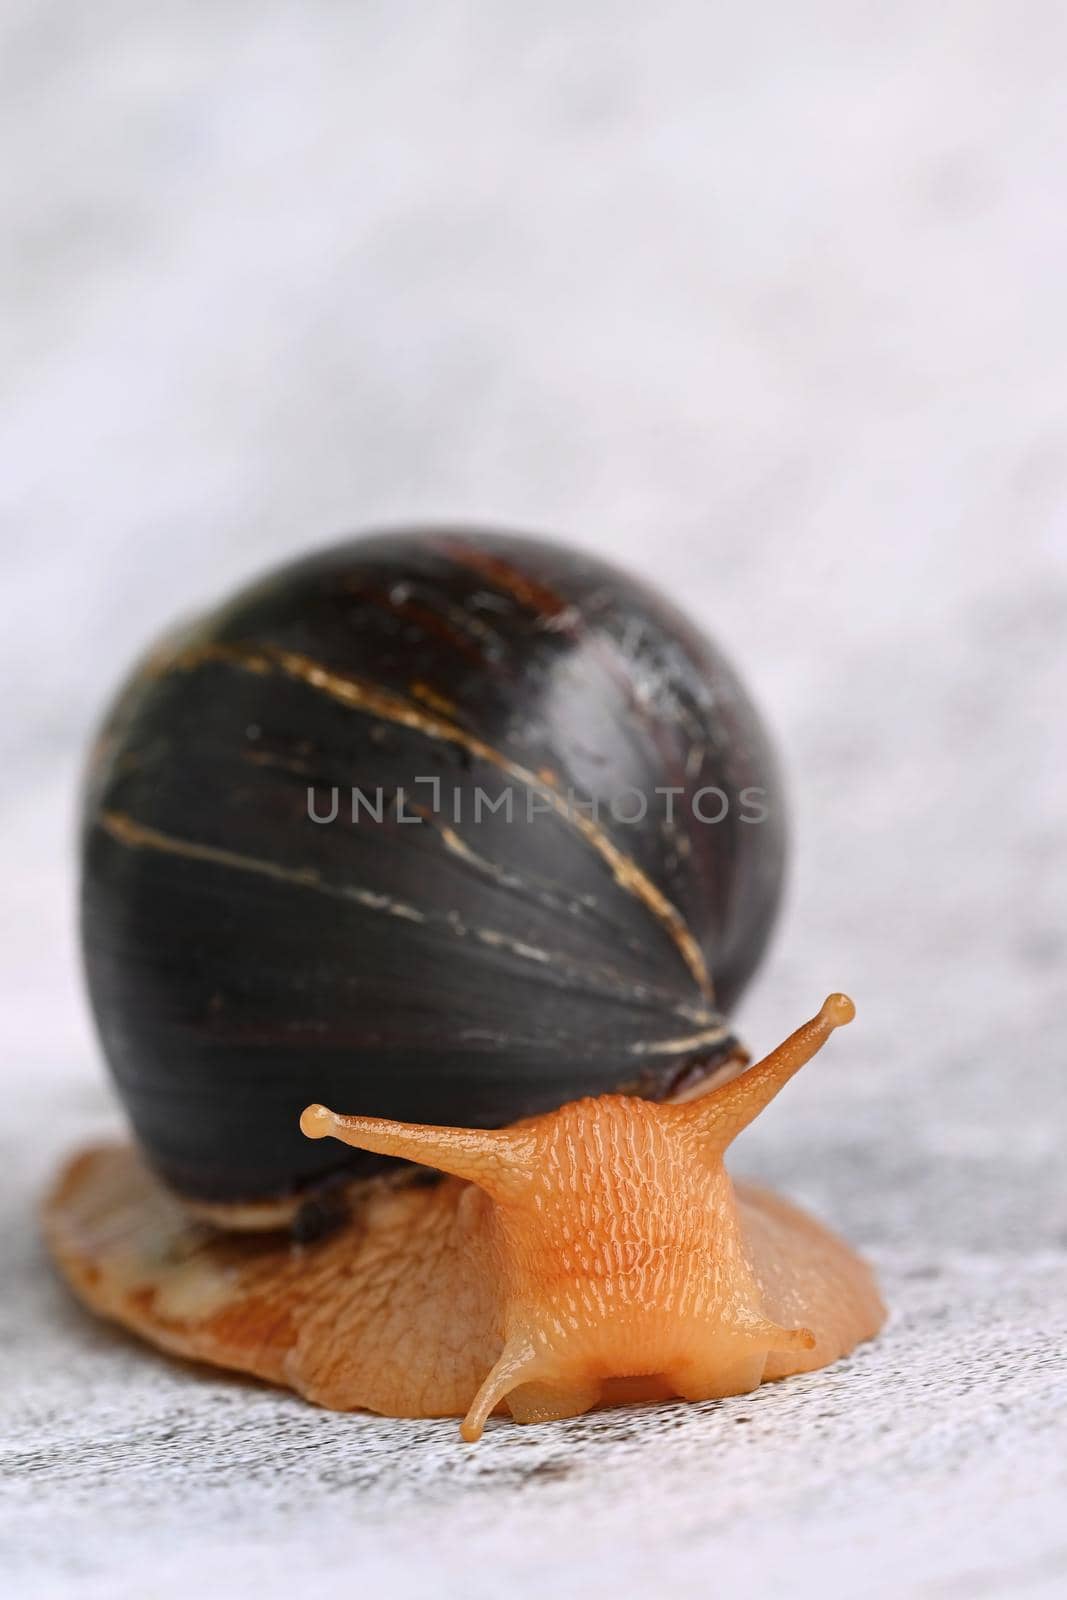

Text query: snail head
(301, 993), (855, 1440)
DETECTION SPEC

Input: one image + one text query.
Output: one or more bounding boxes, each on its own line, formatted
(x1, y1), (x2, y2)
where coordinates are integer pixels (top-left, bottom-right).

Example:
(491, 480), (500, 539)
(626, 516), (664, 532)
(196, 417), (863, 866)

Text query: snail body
(46, 528), (884, 1439)
(45, 996), (882, 1440)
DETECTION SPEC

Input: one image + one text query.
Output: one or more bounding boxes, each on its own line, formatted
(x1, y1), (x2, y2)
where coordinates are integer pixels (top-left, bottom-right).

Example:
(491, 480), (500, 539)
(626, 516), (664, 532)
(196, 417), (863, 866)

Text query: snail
(43, 528), (884, 1440)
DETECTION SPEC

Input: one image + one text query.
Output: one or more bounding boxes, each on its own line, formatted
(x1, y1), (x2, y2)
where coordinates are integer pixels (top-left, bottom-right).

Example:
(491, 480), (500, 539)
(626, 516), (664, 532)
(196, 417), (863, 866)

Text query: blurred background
(2, 4), (1065, 1597)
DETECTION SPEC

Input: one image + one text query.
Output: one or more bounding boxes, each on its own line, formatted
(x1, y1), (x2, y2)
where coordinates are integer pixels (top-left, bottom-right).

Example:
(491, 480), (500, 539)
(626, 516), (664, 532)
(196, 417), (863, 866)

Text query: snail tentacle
(458, 1337), (544, 1444)
(299, 1104), (535, 1196)
(677, 993), (855, 1149)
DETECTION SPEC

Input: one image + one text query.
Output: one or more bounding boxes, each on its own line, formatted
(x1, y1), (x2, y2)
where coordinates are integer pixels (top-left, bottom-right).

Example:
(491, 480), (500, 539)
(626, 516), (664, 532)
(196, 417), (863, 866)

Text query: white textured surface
(2, 3), (1066, 1597)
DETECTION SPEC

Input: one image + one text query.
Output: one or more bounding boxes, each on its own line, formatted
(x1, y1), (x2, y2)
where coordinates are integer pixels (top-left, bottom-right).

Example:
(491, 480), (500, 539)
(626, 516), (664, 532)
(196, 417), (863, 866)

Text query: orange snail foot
(42, 995), (884, 1441)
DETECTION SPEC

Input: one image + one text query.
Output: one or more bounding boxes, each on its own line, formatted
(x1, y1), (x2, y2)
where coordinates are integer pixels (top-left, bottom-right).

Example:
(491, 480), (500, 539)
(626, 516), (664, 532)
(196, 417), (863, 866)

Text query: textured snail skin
(80, 529), (786, 1209)
(43, 996), (884, 1441)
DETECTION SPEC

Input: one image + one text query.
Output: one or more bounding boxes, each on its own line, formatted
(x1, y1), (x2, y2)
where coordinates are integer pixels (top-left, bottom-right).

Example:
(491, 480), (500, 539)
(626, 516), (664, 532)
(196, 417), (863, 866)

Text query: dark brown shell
(81, 529), (786, 1207)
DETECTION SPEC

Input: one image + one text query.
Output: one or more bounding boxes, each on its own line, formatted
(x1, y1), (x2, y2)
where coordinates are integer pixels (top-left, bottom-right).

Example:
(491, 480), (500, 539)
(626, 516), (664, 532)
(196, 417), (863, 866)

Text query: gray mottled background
(2, 3), (1065, 1596)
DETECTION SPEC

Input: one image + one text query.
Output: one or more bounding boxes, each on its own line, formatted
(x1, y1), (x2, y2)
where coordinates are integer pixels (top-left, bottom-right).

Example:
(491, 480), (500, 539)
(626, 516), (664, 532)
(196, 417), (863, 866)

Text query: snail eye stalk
(673, 994), (855, 1150)
(300, 1104), (535, 1196)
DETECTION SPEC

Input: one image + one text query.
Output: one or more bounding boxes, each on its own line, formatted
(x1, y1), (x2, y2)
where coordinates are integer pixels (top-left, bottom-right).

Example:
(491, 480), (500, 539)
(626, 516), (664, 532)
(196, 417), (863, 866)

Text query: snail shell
(80, 529), (786, 1214)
